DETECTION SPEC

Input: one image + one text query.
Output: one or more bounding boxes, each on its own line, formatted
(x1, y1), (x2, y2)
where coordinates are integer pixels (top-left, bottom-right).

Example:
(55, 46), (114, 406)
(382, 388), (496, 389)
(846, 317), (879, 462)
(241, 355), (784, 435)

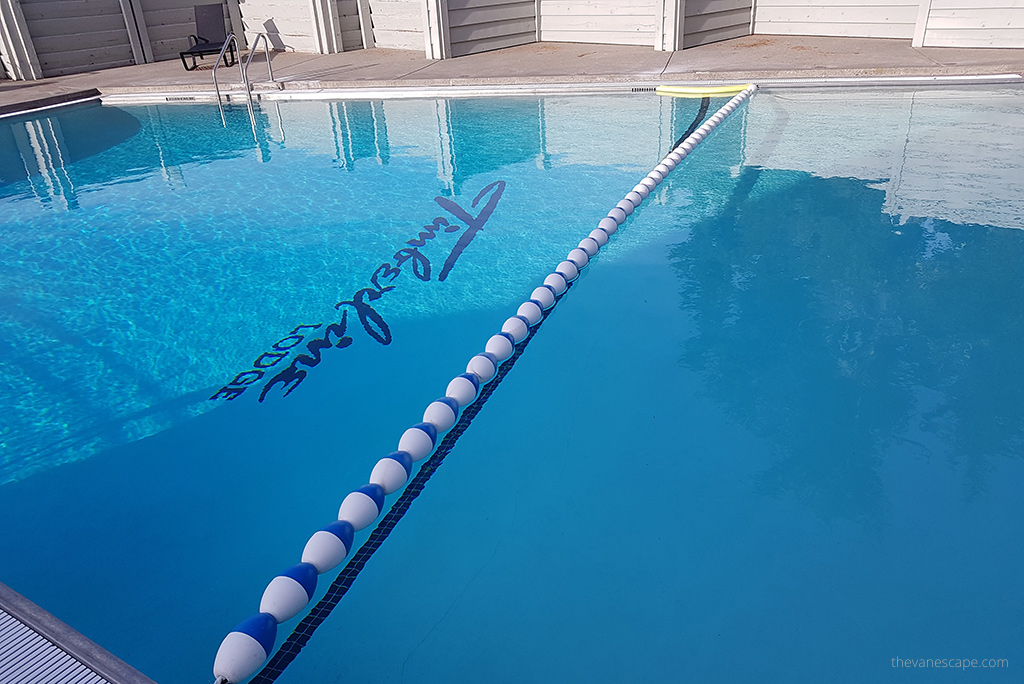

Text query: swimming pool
(1, 86), (1022, 683)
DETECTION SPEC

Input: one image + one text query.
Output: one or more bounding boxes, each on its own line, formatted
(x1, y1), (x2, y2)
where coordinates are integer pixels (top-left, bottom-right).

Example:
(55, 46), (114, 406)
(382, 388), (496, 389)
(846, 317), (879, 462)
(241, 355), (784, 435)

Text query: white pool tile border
(96, 73), (1023, 106)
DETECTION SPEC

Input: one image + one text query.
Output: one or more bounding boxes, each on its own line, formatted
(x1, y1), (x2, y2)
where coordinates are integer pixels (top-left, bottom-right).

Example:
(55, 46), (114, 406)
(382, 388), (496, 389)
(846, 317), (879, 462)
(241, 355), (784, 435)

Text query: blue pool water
(1, 88), (1022, 683)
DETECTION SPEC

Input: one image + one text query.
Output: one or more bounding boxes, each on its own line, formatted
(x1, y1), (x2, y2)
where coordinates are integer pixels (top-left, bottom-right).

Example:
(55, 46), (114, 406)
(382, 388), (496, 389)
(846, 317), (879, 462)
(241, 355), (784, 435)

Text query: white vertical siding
(539, 0), (657, 46)
(338, 0), (365, 48)
(448, 0), (535, 56)
(309, 0), (365, 52)
(19, 0), (134, 76)
(753, 0), (918, 39)
(0, 0), (44, 79)
(239, 0), (318, 52)
(370, 0), (425, 50)
(921, 1), (1024, 48)
(683, 0), (752, 48)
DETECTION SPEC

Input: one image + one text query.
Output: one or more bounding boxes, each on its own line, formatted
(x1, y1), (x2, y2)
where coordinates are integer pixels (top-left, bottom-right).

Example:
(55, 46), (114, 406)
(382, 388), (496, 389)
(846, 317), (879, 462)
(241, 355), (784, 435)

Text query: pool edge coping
(1, 73), (1021, 117)
(0, 89), (101, 120)
(92, 73), (1024, 106)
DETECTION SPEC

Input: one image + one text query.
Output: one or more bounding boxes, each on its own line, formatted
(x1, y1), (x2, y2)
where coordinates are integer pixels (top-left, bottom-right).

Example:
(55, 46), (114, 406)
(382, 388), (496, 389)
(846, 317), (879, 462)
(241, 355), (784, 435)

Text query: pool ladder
(212, 32), (277, 134)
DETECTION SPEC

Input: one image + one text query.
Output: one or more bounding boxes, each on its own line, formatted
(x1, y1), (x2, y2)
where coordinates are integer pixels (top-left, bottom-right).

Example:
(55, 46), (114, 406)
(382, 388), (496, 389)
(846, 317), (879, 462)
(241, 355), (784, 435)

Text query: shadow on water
(670, 166), (1024, 521)
(0, 100), (279, 199)
(0, 102), (290, 484)
(0, 102), (140, 187)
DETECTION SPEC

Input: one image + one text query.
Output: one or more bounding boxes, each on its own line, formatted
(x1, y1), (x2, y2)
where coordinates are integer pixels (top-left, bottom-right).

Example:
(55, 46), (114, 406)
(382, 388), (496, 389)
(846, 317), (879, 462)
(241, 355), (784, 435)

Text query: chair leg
(181, 53), (198, 71)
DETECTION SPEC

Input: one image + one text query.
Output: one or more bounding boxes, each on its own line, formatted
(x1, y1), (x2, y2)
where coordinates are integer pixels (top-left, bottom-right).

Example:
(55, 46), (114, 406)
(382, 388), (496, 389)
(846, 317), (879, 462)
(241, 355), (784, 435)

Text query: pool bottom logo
(210, 180), (507, 403)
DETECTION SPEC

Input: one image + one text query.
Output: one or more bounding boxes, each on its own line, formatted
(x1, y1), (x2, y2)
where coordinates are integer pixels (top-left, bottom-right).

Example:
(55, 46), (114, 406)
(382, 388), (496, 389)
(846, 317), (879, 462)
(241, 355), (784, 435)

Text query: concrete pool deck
(2, 35), (1023, 115)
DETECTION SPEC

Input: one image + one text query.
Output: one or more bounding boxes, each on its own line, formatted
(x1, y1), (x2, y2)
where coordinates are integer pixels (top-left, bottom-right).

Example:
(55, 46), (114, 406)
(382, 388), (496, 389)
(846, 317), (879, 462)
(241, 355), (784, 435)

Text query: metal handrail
(209, 33), (276, 158)
(212, 33), (243, 125)
(237, 33), (272, 155)
(239, 33), (278, 161)
(242, 33), (276, 92)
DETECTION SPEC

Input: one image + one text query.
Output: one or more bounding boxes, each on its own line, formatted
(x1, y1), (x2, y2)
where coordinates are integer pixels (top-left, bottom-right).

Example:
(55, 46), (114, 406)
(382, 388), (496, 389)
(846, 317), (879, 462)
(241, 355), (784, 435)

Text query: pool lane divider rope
(210, 83), (759, 684)
(246, 286), (567, 684)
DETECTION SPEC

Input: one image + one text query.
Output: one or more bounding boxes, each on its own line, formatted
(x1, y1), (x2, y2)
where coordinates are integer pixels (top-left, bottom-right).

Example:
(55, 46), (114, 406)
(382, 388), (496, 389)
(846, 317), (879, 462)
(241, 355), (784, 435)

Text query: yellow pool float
(655, 83), (753, 98)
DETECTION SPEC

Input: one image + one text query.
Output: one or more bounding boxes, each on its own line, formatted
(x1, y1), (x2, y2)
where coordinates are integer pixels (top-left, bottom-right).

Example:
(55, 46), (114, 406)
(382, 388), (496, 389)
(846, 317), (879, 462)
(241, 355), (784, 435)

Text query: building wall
(0, 0), (251, 77)
(370, 0), (424, 50)
(449, 0), (535, 57)
(918, 1), (1024, 48)
(683, 0), (752, 48)
(237, 0), (318, 51)
(336, 0), (365, 49)
(1, 0), (40, 80)
(3, 0), (1024, 77)
(237, 0), (363, 52)
(19, 0), (134, 76)
(140, 0), (232, 62)
(539, 0), (657, 47)
(753, 0), (918, 39)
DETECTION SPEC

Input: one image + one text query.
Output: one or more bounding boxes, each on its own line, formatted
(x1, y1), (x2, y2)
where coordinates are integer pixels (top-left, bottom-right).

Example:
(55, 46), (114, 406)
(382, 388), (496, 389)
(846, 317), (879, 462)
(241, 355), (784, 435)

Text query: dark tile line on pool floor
(248, 282), (571, 683)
